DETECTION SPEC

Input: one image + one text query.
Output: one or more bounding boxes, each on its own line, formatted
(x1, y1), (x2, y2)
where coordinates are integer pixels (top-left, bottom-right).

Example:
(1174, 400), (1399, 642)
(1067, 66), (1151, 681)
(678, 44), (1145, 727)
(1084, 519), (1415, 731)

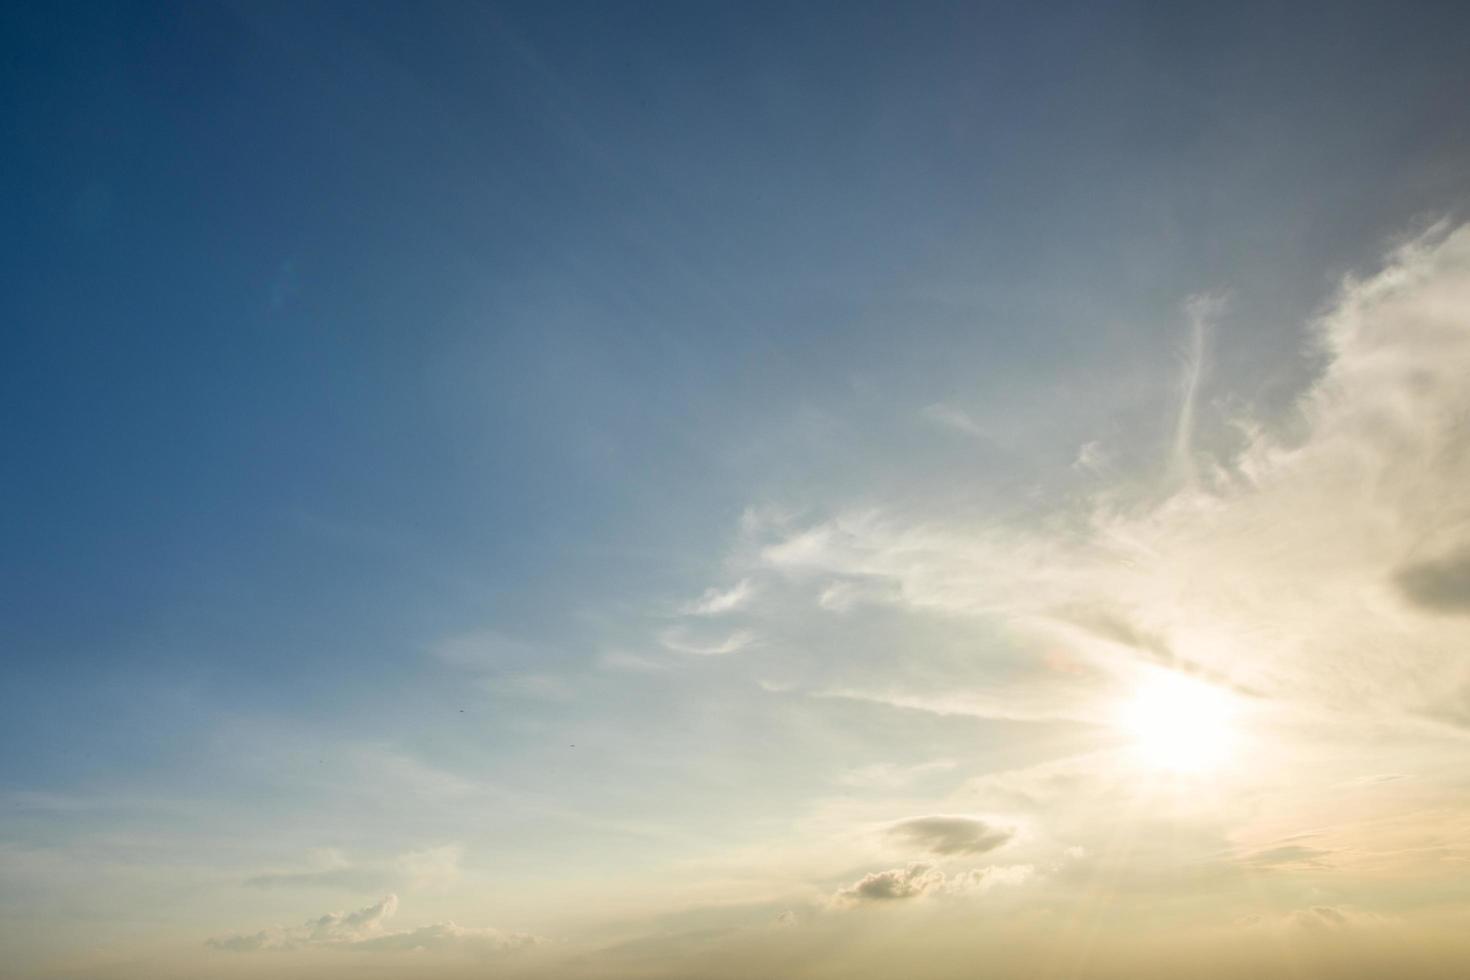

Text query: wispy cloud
(207, 894), (539, 954)
(745, 223), (1470, 729)
(680, 578), (756, 616)
(658, 626), (757, 656)
(1168, 292), (1224, 489)
(922, 402), (986, 437)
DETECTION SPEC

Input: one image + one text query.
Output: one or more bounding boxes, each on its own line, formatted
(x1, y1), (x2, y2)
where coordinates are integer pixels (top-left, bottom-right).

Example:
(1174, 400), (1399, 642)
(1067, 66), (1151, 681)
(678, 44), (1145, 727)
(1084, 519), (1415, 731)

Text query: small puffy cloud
(207, 894), (538, 955)
(886, 816), (1013, 856)
(307, 892), (398, 941)
(834, 863), (945, 904)
(833, 861), (1033, 906)
(681, 579), (756, 616)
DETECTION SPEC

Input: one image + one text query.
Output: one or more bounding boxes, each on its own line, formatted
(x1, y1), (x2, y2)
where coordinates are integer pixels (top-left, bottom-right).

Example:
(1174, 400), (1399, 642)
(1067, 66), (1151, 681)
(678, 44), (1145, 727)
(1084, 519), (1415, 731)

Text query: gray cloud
(833, 861), (1033, 906)
(886, 816), (1013, 856)
(1394, 549), (1470, 614)
(835, 863), (945, 903)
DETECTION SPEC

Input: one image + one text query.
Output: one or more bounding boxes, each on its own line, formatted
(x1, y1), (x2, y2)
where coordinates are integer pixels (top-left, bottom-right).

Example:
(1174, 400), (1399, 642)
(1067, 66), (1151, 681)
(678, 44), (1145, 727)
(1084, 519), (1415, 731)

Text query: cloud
(835, 760), (956, 790)
(681, 579), (756, 616)
(658, 626), (756, 656)
(745, 221), (1470, 729)
(244, 867), (391, 891)
(1240, 843), (1333, 870)
(1394, 548), (1470, 614)
(885, 816), (1013, 856)
(1168, 292), (1224, 488)
(351, 921), (541, 953)
(207, 894), (539, 955)
(1240, 905), (1388, 936)
(209, 895), (398, 951)
(942, 864), (1035, 894)
(834, 863), (945, 904)
(922, 402), (986, 437)
(244, 848), (403, 892)
(1073, 440), (1112, 474)
(833, 861), (1033, 906)
(599, 649), (665, 672)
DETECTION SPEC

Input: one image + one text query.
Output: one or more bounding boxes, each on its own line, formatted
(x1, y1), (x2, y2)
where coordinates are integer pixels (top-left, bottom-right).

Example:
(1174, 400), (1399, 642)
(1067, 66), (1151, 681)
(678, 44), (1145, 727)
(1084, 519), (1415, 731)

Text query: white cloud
(658, 626), (757, 656)
(681, 578), (756, 616)
(835, 760), (956, 790)
(747, 222), (1470, 729)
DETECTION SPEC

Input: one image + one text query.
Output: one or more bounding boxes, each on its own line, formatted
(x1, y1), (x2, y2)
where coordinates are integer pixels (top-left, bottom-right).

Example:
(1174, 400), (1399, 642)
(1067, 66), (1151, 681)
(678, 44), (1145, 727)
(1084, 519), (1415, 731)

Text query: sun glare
(1117, 671), (1239, 774)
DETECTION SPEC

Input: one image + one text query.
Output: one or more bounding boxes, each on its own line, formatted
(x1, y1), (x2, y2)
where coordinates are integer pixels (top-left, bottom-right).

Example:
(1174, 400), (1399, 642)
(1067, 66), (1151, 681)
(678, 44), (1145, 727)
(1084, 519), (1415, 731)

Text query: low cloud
(208, 894), (399, 951)
(834, 863), (945, 903)
(886, 816), (1013, 856)
(833, 861), (1034, 905)
(206, 894), (538, 955)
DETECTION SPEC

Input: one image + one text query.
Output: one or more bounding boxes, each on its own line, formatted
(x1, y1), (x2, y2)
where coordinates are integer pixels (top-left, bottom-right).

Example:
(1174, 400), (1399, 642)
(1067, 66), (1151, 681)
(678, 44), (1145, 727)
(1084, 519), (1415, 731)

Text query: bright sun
(1116, 671), (1239, 774)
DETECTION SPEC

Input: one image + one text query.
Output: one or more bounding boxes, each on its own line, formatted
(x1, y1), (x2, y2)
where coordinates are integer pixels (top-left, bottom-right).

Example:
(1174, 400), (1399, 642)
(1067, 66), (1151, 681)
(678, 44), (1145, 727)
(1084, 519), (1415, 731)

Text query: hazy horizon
(6, 3), (1470, 978)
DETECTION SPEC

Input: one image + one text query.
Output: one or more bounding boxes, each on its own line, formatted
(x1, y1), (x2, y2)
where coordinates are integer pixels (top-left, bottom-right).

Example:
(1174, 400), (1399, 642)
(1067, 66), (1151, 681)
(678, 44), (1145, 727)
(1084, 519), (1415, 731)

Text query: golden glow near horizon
(1116, 671), (1239, 774)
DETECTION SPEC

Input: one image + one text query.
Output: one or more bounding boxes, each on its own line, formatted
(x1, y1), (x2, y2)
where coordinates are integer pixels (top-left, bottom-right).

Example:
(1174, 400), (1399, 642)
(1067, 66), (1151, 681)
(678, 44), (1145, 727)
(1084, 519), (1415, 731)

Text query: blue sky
(6, 3), (1470, 977)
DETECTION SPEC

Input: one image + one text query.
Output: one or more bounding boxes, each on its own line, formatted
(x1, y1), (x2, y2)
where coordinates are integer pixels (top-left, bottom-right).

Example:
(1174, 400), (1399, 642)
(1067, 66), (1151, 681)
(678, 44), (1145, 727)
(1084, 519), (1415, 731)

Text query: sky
(5, 2), (1470, 977)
